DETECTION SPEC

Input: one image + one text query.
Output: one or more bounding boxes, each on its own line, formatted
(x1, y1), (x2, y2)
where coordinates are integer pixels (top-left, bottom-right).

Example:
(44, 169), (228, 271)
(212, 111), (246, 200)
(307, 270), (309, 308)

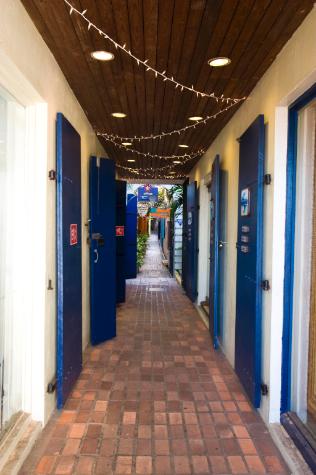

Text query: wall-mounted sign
(116, 226), (125, 237)
(150, 208), (170, 219)
(137, 201), (149, 217)
(70, 223), (78, 245)
(241, 188), (250, 216)
(138, 184), (158, 202)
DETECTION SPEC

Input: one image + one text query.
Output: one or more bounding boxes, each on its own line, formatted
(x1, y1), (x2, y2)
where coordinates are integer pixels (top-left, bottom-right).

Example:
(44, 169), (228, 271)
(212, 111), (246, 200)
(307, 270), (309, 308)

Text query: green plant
(167, 185), (183, 218)
(137, 234), (149, 270)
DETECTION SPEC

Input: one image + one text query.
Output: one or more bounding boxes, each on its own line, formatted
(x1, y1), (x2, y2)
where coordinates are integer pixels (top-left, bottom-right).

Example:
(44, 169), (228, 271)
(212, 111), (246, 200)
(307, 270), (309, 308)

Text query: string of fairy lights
(63, 0), (247, 178)
(64, 0), (246, 105)
(116, 164), (185, 180)
(100, 135), (205, 161)
(96, 103), (239, 142)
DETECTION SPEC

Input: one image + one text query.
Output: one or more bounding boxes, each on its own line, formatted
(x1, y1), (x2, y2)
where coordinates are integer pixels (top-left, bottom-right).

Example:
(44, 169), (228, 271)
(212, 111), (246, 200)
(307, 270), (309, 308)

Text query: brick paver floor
(20, 235), (289, 474)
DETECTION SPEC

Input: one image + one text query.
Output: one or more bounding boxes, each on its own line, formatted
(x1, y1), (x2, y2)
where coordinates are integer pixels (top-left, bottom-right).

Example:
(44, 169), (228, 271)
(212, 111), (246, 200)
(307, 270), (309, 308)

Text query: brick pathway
(21, 235), (289, 474)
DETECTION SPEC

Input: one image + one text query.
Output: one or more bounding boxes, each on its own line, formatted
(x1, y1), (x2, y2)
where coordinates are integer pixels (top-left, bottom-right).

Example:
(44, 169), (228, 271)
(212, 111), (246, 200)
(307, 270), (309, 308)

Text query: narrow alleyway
(20, 236), (289, 475)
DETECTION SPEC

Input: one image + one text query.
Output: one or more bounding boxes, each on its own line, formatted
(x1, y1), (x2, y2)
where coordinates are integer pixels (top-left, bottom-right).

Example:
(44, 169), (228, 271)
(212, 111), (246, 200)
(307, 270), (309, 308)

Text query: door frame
(0, 50), (47, 424)
(281, 82), (316, 414)
(209, 155), (221, 349)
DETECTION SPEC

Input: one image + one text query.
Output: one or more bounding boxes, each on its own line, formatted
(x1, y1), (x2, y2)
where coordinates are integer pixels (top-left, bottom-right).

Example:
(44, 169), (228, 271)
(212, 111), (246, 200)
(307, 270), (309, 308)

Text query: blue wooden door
(125, 194), (137, 279)
(185, 182), (198, 302)
(56, 113), (82, 409)
(209, 156), (220, 349)
(235, 115), (265, 408)
(116, 180), (126, 303)
(89, 157), (116, 345)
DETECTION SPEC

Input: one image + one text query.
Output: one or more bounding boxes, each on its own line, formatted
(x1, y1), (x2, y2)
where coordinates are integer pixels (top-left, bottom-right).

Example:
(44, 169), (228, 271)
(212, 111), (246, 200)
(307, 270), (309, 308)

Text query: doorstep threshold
(269, 420), (313, 475)
(280, 411), (316, 473)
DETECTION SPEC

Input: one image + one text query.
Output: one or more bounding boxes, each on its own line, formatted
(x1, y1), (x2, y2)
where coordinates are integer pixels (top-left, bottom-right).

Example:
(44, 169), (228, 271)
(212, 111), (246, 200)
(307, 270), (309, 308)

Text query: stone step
(0, 412), (41, 475)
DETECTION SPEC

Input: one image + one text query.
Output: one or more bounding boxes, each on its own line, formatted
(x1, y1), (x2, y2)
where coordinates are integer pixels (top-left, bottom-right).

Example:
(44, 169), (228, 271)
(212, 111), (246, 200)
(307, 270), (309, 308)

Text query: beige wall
(190, 7), (316, 422)
(0, 0), (106, 422)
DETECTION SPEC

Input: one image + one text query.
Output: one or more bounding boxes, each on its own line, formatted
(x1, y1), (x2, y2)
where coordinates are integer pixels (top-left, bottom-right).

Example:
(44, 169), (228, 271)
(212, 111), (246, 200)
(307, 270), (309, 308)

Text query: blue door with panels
(235, 115), (265, 408)
(56, 113), (82, 409)
(125, 194), (137, 279)
(116, 180), (127, 303)
(184, 181), (198, 302)
(209, 155), (221, 349)
(89, 157), (116, 345)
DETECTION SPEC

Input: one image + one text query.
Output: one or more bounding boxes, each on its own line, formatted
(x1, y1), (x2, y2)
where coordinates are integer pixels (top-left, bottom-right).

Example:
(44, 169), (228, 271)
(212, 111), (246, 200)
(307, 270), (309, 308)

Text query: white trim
(268, 69), (316, 423)
(197, 178), (210, 303)
(291, 103), (316, 422)
(0, 49), (47, 424)
(267, 106), (288, 422)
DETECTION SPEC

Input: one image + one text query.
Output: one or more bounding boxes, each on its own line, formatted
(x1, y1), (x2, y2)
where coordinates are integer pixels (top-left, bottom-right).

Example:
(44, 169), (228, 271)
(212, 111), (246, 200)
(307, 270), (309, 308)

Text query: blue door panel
(89, 157), (116, 345)
(116, 180), (127, 303)
(56, 113), (82, 409)
(125, 194), (137, 279)
(209, 156), (220, 348)
(235, 115), (265, 408)
(183, 182), (198, 302)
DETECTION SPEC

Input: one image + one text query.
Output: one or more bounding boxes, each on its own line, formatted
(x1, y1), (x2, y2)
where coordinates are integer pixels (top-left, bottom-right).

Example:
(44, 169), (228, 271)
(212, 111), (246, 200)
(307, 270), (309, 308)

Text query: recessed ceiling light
(208, 57), (231, 67)
(127, 159), (136, 162)
(122, 142), (132, 146)
(178, 144), (189, 148)
(111, 112), (127, 118)
(91, 50), (114, 61)
(173, 160), (181, 164)
(188, 116), (203, 121)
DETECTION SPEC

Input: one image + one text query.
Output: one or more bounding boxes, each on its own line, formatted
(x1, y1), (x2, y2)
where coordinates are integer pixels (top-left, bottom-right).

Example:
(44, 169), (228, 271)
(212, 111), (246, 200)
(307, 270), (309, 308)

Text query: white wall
(190, 7), (316, 423)
(0, 0), (106, 423)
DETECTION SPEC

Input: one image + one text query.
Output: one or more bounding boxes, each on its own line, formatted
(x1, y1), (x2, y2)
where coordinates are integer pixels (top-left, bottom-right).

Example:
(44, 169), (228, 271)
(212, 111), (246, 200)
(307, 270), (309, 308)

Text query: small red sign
(70, 224), (78, 245)
(116, 226), (125, 237)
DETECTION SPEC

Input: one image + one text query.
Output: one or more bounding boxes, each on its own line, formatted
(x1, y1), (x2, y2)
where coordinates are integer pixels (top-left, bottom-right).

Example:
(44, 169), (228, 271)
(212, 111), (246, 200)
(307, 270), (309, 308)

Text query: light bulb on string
(97, 102), (240, 142)
(63, 0), (247, 105)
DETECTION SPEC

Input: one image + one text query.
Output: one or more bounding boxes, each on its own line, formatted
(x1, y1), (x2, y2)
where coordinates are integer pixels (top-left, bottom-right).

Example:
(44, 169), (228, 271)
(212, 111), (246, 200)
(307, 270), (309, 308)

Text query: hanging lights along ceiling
(101, 135), (205, 162)
(97, 102), (240, 142)
(64, 0), (246, 105)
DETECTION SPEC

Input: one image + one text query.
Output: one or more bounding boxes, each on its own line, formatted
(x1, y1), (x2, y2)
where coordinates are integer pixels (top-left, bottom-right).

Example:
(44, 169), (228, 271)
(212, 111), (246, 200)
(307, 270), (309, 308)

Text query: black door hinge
(48, 170), (56, 180)
(264, 174), (272, 185)
(261, 383), (269, 396)
(261, 280), (270, 291)
(47, 377), (57, 394)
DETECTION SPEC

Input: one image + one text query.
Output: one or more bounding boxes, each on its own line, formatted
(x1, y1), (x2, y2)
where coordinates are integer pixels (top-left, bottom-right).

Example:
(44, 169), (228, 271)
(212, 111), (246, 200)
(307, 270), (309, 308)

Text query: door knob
(219, 241), (227, 248)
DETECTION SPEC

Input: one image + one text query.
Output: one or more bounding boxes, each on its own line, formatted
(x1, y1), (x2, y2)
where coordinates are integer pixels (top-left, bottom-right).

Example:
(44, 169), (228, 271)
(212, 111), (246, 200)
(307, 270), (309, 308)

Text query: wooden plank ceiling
(22, 0), (314, 179)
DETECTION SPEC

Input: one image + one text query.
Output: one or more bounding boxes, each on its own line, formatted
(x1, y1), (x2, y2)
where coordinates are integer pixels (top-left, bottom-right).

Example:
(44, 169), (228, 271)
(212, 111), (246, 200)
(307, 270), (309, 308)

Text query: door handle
(218, 241), (227, 248)
(94, 249), (99, 263)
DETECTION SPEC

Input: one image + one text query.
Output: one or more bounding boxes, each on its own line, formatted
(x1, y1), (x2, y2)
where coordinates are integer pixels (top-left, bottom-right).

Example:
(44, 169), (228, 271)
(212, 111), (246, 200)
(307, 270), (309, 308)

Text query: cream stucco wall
(190, 7), (316, 423)
(0, 0), (106, 423)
